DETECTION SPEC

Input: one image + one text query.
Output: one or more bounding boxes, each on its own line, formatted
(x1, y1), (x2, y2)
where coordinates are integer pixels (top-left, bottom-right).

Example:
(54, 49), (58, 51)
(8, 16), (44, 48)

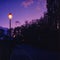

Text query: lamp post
(8, 13), (12, 29)
(8, 13), (12, 38)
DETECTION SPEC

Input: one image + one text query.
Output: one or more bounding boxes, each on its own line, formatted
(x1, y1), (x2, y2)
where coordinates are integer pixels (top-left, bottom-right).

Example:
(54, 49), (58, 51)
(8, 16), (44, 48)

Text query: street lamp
(8, 13), (12, 29)
(8, 13), (12, 38)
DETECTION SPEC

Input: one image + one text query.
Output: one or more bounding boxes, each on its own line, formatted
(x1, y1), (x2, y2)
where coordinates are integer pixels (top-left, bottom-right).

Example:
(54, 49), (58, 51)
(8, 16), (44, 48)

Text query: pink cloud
(36, 6), (41, 11)
(36, 0), (46, 11)
(21, 0), (34, 8)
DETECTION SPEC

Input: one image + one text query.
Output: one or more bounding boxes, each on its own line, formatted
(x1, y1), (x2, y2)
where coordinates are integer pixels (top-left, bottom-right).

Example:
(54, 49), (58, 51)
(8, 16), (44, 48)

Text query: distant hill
(0, 27), (8, 35)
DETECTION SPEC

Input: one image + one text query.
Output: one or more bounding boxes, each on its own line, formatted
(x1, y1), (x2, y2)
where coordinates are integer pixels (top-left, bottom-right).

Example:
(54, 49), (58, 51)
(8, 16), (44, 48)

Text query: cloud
(36, 0), (41, 11)
(36, 6), (41, 11)
(21, 0), (34, 8)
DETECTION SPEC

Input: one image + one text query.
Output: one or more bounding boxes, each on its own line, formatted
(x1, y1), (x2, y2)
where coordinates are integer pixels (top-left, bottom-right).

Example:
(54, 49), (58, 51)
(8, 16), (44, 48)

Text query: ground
(10, 44), (59, 60)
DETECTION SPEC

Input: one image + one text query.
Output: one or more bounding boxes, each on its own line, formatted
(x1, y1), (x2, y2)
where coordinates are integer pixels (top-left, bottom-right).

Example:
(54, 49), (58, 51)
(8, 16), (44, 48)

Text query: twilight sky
(0, 0), (47, 28)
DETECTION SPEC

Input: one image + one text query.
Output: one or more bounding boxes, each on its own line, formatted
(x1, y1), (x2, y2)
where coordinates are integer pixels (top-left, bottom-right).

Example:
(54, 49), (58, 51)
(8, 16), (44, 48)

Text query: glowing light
(57, 22), (59, 29)
(13, 35), (16, 38)
(8, 13), (12, 20)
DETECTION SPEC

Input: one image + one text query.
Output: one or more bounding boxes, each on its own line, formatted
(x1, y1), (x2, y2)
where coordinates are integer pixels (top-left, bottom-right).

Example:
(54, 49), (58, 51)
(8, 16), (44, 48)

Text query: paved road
(10, 44), (59, 60)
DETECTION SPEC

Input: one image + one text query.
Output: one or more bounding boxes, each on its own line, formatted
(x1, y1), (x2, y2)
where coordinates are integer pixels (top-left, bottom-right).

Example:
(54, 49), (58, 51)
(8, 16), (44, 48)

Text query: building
(47, 0), (60, 50)
(47, 0), (60, 30)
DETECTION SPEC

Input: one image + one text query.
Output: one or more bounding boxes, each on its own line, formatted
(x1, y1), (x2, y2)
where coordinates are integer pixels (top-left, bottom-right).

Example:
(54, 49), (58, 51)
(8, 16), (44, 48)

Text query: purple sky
(0, 0), (47, 28)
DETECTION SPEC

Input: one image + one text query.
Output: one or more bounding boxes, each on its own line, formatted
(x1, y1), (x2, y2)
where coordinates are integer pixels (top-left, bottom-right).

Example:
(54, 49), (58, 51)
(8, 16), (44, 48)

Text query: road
(10, 44), (59, 60)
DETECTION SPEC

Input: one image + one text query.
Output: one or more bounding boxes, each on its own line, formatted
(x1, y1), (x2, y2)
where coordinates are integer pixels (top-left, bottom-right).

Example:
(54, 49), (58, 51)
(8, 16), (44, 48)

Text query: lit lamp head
(8, 13), (12, 20)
